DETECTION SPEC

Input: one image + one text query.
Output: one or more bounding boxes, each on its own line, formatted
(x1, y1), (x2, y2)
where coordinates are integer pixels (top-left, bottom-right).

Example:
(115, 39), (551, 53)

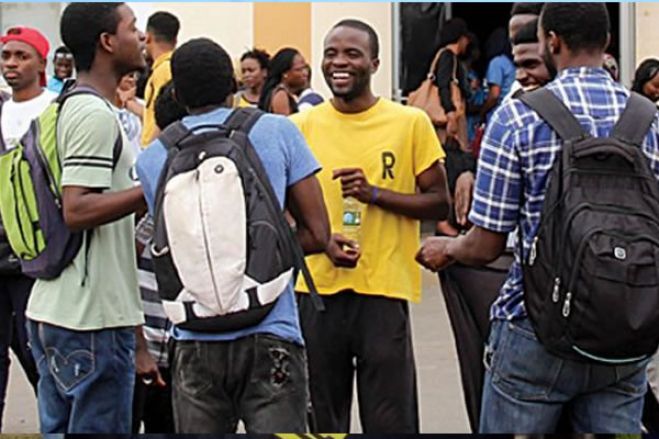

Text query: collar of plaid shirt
(468, 66), (659, 321)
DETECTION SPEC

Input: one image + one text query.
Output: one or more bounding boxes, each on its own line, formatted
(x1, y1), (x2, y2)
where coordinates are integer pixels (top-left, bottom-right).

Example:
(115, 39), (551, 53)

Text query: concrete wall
(636, 3), (659, 67)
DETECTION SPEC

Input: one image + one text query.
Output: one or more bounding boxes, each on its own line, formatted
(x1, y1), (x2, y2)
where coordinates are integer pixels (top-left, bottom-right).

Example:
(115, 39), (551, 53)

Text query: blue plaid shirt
(469, 67), (659, 321)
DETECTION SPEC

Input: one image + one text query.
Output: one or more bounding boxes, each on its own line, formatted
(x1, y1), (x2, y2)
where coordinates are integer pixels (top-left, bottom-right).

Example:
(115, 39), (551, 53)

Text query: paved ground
(3, 269), (471, 433)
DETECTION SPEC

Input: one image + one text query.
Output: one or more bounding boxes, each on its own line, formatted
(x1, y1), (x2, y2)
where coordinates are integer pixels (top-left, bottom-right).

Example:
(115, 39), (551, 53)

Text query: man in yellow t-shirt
(291, 19), (449, 434)
(140, 11), (179, 146)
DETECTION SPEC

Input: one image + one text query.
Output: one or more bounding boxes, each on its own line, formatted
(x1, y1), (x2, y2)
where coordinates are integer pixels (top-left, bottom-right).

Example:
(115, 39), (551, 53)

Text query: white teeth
(332, 72), (350, 79)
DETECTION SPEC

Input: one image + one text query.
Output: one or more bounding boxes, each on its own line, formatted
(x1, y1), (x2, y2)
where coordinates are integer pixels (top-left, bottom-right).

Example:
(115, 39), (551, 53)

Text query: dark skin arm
(479, 84), (501, 123)
(285, 174), (330, 255)
(62, 186), (146, 231)
(134, 326), (166, 387)
(333, 160), (450, 221)
(416, 225), (507, 271)
(271, 89), (294, 116)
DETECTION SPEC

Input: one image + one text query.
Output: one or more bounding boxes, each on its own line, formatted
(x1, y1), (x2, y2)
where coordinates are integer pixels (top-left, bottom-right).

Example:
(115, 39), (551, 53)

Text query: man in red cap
(0, 25), (56, 432)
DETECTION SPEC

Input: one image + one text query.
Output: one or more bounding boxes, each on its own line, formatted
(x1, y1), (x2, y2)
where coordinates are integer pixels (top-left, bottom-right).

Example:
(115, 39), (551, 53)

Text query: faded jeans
(28, 320), (136, 433)
(171, 334), (308, 433)
(480, 317), (648, 433)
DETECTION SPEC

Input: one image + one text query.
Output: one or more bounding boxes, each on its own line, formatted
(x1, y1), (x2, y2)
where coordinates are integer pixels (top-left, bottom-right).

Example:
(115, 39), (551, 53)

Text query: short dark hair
(332, 19), (379, 59)
(171, 38), (234, 110)
(147, 11), (180, 44)
(155, 81), (188, 130)
(440, 18), (470, 47)
(511, 3), (543, 17)
(60, 3), (123, 72)
(240, 48), (270, 70)
(512, 18), (539, 46)
(54, 45), (71, 56)
(540, 3), (610, 53)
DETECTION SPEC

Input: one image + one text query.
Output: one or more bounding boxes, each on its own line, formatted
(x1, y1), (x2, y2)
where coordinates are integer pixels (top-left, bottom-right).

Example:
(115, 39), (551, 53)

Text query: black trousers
(171, 334), (308, 433)
(132, 366), (175, 433)
(438, 255), (511, 432)
(0, 274), (38, 432)
(298, 291), (419, 434)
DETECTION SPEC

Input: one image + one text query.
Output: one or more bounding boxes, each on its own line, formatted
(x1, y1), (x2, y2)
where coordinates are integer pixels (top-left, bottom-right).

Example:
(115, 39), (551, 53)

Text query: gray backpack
(152, 108), (323, 332)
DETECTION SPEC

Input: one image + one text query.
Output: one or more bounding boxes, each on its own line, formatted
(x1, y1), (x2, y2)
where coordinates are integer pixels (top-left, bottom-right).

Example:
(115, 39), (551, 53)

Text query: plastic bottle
(342, 196), (363, 248)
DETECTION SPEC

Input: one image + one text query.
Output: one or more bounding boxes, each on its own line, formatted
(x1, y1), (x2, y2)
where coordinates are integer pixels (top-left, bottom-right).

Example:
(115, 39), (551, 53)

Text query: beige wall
(254, 3), (311, 61)
(146, 2), (392, 99)
(150, 2), (253, 62)
(636, 3), (659, 66)
(311, 3), (392, 99)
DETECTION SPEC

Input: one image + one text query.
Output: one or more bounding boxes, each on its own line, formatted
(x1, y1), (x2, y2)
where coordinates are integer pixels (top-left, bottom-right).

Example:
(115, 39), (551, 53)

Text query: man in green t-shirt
(25, 3), (147, 433)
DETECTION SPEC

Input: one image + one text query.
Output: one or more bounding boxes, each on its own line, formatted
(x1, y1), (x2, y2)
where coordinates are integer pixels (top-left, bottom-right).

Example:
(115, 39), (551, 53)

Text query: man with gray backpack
(135, 38), (329, 433)
(417, 3), (659, 433)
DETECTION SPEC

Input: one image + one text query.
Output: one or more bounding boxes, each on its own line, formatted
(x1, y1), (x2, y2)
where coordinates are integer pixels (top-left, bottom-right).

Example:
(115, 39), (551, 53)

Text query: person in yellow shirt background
(140, 11), (179, 146)
(292, 19), (450, 434)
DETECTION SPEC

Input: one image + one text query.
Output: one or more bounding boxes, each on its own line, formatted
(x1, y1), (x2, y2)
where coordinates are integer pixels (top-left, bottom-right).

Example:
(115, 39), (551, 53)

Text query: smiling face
(513, 42), (551, 90)
(53, 55), (74, 80)
(322, 25), (379, 101)
(643, 72), (659, 102)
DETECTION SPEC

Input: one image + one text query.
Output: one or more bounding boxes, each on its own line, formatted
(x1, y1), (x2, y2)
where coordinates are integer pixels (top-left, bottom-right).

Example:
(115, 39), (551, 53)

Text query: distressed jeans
(172, 334), (308, 433)
(480, 317), (648, 433)
(28, 320), (136, 433)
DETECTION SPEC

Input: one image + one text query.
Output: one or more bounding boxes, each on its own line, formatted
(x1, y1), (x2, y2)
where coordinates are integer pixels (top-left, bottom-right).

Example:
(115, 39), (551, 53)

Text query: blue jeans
(28, 320), (136, 433)
(480, 318), (648, 433)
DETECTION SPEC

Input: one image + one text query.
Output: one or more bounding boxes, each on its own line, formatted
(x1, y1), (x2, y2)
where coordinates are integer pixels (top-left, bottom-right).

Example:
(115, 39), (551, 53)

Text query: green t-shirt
(26, 95), (144, 330)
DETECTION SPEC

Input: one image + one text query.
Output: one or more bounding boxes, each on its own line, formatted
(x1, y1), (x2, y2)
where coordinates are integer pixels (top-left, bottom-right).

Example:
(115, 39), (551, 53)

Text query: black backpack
(518, 88), (659, 364)
(151, 107), (323, 332)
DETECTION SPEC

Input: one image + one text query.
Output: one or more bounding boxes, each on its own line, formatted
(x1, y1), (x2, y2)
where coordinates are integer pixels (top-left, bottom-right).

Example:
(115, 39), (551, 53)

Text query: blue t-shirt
(485, 55), (516, 120)
(47, 77), (64, 95)
(135, 107), (320, 345)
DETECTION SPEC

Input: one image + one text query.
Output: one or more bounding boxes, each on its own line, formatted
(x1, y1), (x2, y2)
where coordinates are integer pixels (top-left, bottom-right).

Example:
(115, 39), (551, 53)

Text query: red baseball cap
(0, 26), (50, 86)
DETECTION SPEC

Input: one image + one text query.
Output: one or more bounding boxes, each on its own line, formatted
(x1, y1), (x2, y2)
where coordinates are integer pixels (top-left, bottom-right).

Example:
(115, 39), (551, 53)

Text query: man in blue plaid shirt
(418, 3), (659, 433)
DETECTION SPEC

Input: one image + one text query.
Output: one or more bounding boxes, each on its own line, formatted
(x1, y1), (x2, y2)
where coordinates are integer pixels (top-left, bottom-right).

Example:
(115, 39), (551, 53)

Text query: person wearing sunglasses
(632, 58), (659, 103)
(46, 46), (74, 94)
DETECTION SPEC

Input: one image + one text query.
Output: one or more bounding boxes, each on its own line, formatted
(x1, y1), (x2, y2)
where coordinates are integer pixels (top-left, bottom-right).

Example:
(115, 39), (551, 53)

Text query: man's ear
(99, 32), (115, 54)
(371, 57), (380, 74)
(548, 31), (561, 55)
(604, 32), (611, 52)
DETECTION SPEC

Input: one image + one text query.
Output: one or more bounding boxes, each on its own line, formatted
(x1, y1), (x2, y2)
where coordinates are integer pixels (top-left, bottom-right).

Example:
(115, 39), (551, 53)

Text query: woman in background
(236, 48), (270, 108)
(632, 58), (659, 103)
(258, 47), (307, 115)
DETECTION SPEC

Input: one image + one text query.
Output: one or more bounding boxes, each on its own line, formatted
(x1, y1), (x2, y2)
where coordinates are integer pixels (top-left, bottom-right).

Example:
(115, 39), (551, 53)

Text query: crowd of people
(0, 1), (659, 435)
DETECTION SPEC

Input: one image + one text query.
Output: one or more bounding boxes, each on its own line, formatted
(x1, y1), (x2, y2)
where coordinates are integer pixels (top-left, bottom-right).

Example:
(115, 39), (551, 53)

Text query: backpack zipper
(195, 163), (224, 312)
(563, 229), (659, 319)
(563, 227), (604, 318)
(551, 203), (659, 304)
(9, 156), (30, 256)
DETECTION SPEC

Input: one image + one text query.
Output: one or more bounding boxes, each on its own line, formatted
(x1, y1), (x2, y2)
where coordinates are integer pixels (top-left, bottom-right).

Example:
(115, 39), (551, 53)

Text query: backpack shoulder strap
(158, 121), (191, 152)
(223, 107), (264, 136)
(518, 88), (588, 142)
(611, 92), (658, 146)
(57, 85), (124, 168)
(224, 106), (325, 312)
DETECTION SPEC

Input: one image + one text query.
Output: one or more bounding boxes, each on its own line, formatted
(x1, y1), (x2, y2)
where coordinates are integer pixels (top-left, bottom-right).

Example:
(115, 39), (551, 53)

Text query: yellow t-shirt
(291, 99), (444, 303)
(141, 51), (173, 146)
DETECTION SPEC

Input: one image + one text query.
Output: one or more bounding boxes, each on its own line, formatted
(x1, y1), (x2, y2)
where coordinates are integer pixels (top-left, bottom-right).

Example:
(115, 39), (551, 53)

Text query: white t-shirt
(1, 89), (57, 149)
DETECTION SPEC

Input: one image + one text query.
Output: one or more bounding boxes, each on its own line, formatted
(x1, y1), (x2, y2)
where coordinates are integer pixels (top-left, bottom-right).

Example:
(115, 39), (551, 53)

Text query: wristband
(370, 187), (380, 205)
